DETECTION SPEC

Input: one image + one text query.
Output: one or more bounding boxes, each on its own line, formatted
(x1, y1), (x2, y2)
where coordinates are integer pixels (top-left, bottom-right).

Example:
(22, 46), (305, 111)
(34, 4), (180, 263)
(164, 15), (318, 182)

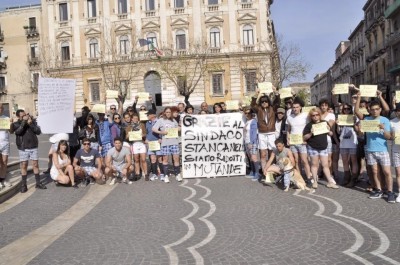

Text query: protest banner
(0, 118), (10, 130)
(279, 87), (292, 99)
(165, 127), (179, 138)
(106, 90), (119, 99)
(139, 111), (148, 121)
(302, 106), (316, 114)
(91, 104), (106, 113)
(360, 85), (377, 97)
(182, 113), (246, 178)
(333, 83), (349, 95)
(359, 108), (369, 115)
(395, 133), (400, 145)
(289, 134), (303, 145)
(242, 96), (252, 106)
(128, 131), (142, 141)
(136, 92), (149, 104)
(37, 77), (76, 133)
(337, 115), (354, 126)
(225, 100), (239, 110)
(258, 82), (273, 94)
(396, 91), (400, 102)
(360, 120), (380, 133)
(148, 141), (160, 151)
(312, 122), (329, 135)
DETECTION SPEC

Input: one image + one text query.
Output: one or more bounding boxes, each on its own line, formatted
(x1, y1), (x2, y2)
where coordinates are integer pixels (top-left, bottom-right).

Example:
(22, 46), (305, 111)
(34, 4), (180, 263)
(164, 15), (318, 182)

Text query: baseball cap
(146, 109), (156, 115)
(277, 108), (285, 114)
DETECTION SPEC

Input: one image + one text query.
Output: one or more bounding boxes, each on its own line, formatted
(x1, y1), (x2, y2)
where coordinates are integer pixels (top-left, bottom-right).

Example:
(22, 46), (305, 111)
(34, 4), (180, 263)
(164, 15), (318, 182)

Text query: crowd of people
(0, 85), (398, 204)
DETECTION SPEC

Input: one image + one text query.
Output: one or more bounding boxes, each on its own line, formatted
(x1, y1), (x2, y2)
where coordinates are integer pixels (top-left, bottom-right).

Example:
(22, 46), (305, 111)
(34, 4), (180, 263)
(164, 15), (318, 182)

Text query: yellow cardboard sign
(91, 104), (106, 113)
(128, 130), (142, 141)
(289, 134), (303, 145)
(106, 90), (119, 99)
(396, 91), (400, 102)
(165, 127), (179, 138)
(279, 87), (292, 99)
(360, 85), (377, 97)
(137, 92), (150, 104)
(337, 115), (354, 126)
(139, 111), (148, 121)
(333, 83), (349, 95)
(0, 118), (10, 130)
(312, 122), (329, 136)
(360, 120), (380, 133)
(302, 106), (316, 114)
(242, 96), (252, 106)
(258, 82), (273, 94)
(225, 100), (239, 110)
(359, 108), (369, 115)
(148, 141), (161, 151)
(264, 172), (275, 183)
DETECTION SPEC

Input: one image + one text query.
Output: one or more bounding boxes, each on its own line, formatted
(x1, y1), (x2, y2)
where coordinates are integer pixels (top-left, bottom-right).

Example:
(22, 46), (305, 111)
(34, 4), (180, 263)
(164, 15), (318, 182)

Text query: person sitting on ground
(105, 137), (132, 185)
(50, 140), (77, 188)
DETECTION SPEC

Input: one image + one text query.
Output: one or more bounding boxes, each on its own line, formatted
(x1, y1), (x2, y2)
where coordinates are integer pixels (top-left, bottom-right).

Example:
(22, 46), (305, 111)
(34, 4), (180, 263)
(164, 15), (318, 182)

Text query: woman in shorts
(50, 140), (77, 188)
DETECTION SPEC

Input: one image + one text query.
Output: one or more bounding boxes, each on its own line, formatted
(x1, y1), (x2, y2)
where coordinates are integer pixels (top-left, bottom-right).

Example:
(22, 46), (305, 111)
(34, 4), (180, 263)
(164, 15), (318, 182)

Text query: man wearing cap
(275, 107), (287, 146)
(145, 109), (164, 180)
(390, 103), (400, 203)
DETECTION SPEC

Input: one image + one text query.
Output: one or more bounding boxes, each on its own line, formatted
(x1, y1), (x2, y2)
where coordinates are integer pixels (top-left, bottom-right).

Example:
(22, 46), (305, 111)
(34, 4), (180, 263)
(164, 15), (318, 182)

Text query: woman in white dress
(50, 140), (77, 188)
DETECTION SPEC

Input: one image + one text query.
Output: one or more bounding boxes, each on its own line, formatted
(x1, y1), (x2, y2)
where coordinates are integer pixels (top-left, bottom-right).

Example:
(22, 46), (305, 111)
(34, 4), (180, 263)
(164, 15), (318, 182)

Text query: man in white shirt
(0, 104), (11, 188)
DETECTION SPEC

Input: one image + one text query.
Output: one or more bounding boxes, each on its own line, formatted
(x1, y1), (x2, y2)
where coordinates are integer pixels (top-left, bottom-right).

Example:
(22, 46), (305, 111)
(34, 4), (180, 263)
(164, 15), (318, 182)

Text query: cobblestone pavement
(0, 175), (399, 265)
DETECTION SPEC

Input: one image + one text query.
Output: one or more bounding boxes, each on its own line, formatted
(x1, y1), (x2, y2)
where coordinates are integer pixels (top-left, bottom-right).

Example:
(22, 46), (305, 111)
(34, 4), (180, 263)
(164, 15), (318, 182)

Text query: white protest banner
(258, 82), (273, 94)
(182, 113), (246, 178)
(360, 85), (377, 97)
(37, 77), (75, 133)
(106, 90), (119, 99)
(333, 83), (349, 95)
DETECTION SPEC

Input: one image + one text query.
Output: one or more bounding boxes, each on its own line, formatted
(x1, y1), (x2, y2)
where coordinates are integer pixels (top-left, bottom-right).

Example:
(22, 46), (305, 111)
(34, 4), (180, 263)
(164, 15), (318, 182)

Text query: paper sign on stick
(289, 134), (303, 145)
(302, 106), (316, 114)
(264, 172), (275, 183)
(359, 108), (369, 115)
(360, 120), (380, 133)
(129, 131), (142, 141)
(139, 111), (148, 121)
(106, 90), (119, 99)
(165, 127), (179, 138)
(242, 96), (252, 106)
(258, 82), (273, 94)
(225, 100), (239, 110)
(279, 87), (292, 99)
(312, 122), (329, 135)
(337, 115), (354, 126)
(333, 83), (349, 95)
(91, 104), (106, 113)
(137, 92), (149, 104)
(360, 85), (377, 97)
(396, 91), (400, 102)
(148, 141), (160, 151)
(0, 118), (10, 130)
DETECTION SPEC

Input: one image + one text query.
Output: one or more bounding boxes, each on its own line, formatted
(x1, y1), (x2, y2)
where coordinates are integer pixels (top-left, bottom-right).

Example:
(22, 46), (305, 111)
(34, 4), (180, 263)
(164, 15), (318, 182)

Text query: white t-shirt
(286, 113), (308, 135)
(339, 126), (357, 149)
(275, 120), (282, 139)
(391, 117), (400, 153)
(322, 112), (335, 144)
(0, 115), (10, 143)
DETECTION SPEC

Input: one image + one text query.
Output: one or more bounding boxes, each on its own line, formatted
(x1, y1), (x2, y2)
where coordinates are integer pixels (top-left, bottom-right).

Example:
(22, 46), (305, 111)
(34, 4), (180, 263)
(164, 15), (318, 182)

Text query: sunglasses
(128, 109), (133, 112)
(140, 108), (146, 111)
(114, 117), (121, 120)
(261, 101), (268, 103)
(343, 108), (351, 110)
(83, 143), (90, 146)
(370, 108), (380, 111)
(311, 114), (320, 117)
(110, 108), (116, 110)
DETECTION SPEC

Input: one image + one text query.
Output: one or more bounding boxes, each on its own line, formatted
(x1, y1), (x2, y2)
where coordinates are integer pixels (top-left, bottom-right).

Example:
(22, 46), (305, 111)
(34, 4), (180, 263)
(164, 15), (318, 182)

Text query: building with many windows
(385, 0), (400, 98)
(349, 20), (366, 88)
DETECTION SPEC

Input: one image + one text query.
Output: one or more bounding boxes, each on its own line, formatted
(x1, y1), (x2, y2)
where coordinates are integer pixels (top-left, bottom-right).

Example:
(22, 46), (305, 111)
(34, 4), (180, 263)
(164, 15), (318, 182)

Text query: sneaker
(251, 174), (259, 182)
(109, 178), (116, 186)
(90, 177), (95, 185)
(150, 174), (157, 181)
(72, 183), (79, 189)
(20, 184), (28, 193)
(128, 180), (133, 185)
(35, 183), (47, 190)
(396, 194), (400, 203)
(283, 186), (289, 192)
(122, 177), (128, 184)
(160, 174), (165, 182)
(0, 181), (4, 188)
(326, 183), (339, 189)
(312, 181), (318, 189)
(2, 180), (12, 187)
(369, 189), (383, 199)
(245, 171), (254, 179)
(306, 179), (313, 189)
(176, 173), (183, 182)
(387, 192), (396, 203)
(164, 175), (170, 183)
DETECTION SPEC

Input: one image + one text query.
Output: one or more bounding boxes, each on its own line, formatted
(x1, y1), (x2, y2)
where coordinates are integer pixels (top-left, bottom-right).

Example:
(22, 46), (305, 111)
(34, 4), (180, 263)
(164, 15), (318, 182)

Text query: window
(177, 76), (187, 92)
(118, 0), (127, 14)
(147, 32), (157, 49)
(90, 82), (100, 102)
(61, 42), (70, 61)
(30, 43), (38, 58)
(87, 0), (96, 17)
(208, 0), (218, 4)
(146, 0), (155, 10)
(120, 80), (130, 97)
(176, 30), (186, 50)
(243, 25), (254, 45)
(245, 71), (257, 92)
(59, 3), (68, 21)
(0, 76), (5, 93)
(212, 73), (223, 95)
(32, 73), (39, 90)
(120, 35), (129, 55)
(209, 27), (220, 48)
(175, 0), (184, 8)
(89, 38), (99, 58)
(29, 17), (36, 28)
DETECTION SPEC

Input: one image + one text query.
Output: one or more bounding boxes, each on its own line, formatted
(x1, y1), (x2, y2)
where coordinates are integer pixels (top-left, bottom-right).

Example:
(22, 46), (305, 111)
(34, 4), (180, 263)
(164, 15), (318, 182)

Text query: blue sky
(271, 0), (365, 83)
(1, 0), (366, 83)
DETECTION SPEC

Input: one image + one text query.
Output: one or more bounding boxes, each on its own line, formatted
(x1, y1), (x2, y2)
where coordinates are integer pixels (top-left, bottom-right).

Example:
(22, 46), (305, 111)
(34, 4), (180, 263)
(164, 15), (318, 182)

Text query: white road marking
(0, 183), (36, 214)
(311, 194), (400, 265)
(0, 185), (116, 265)
(294, 191), (373, 265)
(163, 179), (200, 265)
(187, 180), (217, 265)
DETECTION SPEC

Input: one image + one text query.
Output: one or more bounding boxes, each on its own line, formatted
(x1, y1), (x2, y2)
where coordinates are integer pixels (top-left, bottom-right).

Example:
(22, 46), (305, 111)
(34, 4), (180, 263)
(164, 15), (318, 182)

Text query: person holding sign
(303, 107), (339, 189)
(152, 107), (181, 183)
(145, 109), (163, 181)
(132, 95), (156, 114)
(11, 109), (46, 193)
(0, 104), (12, 189)
(390, 103), (400, 203)
(243, 108), (260, 181)
(95, 111), (114, 159)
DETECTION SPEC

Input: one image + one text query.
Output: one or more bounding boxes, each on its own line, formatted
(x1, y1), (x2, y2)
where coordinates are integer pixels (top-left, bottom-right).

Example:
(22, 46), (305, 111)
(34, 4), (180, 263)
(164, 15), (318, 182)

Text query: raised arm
(354, 92), (364, 120)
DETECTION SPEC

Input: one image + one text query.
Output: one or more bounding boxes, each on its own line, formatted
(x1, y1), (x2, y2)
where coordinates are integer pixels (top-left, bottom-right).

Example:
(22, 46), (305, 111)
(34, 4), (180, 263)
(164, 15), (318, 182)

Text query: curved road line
(187, 180), (217, 265)
(0, 182), (36, 214)
(163, 179), (200, 265)
(311, 194), (400, 265)
(293, 190), (373, 265)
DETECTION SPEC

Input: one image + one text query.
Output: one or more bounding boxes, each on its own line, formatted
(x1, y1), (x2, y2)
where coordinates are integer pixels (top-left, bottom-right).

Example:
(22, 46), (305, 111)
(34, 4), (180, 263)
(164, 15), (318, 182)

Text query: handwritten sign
(312, 122), (329, 136)
(37, 77), (76, 133)
(225, 100), (239, 110)
(91, 104), (106, 113)
(139, 111), (148, 121)
(333, 83), (349, 95)
(289, 134), (303, 145)
(242, 96), (252, 106)
(279, 87), (292, 99)
(128, 130), (142, 141)
(264, 172), (275, 184)
(136, 92), (149, 104)
(396, 91), (400, 102)
(360, 85), (377, 97)
(360, 120), (380, 133)
(395, 132), (400, 145)
(258, 82), (273, 94)
(359, 108), (369, 115)
(338, 115), (354, 126)
(148, 141), (160, 151)
(302, 106), (316, 114)
(165, 127), (179, 138)
(106, 90), (119, 99)
(182, 113), (246, 178)
(0, 118), (10, 130)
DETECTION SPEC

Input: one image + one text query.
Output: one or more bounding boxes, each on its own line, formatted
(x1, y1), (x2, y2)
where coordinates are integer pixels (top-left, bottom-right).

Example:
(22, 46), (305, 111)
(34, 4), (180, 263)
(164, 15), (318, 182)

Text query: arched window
(61, 41), (70, 61)
(243, 25), (254, 46)
(120, 35), (129, 55)
(89, 38), (99, 58)
(210, 27), (220, 48)
(176, 29), (186, 50)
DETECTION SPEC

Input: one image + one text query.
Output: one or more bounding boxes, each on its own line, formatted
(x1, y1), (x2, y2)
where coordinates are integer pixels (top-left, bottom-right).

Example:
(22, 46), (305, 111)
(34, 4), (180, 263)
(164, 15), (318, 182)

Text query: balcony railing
(176, 50), (187, 56)
(387, 31), (400, 46)
(0, 31), (4, 42)
(208, 5), (219, 11)
(28, 56), (40, 66)
(174, 7), (185, 14)
(117, 13), (128, 20)
(25, 27), (39, 38)
(243, 45), (254, 52)
(59, 21), (69, 27)
(209, 47), (221, 54)
(89, 58), (99, 63)
(241, 3), (253, 9)
(145, 10), (156, 17)
(87, 17), (97, 24)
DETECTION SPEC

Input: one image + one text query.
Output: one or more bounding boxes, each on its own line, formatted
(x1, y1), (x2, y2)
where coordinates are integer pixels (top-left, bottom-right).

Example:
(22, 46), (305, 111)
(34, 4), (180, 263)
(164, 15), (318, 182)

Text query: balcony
(28, 56), (40, 67)
(89, 58), (99, 63)
(24, 27), (39, 38)
(176, 50), (187, 56)
(145, 10), (156, 17)
(208, 5), (219, 11)
(174, 8), (185, 14)
(59, 21), (69, 27)
(385, 0), (400, 18)
(87, 17), (97, 24)
(209, 47), (221, 54)
(117, 13), (128, 20)
(241, 3), (253, 9)
(386, 31), (400, 46)
(242, 45), (254, 52)
(0, 86), (6, 94)
(0, 31), (3, 42)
